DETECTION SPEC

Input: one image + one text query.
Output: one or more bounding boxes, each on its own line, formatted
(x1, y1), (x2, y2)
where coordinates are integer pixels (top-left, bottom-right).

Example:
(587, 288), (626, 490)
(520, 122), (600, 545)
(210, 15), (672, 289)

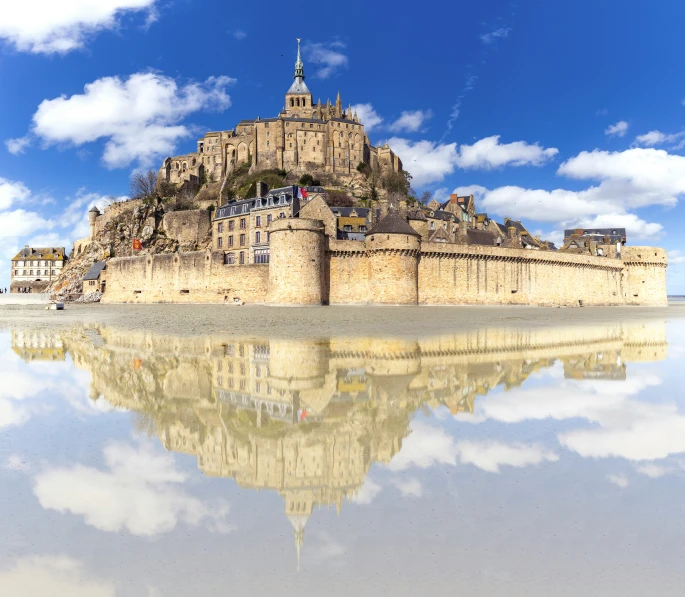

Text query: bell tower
(285, 39), (313, 116)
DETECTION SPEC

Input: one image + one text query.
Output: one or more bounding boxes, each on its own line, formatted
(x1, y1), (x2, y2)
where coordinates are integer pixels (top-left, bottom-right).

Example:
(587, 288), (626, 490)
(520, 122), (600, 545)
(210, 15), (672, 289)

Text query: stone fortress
(74, 41), (668, 307)
(15, 321), (668, 568)
(158, 39), (401, 187)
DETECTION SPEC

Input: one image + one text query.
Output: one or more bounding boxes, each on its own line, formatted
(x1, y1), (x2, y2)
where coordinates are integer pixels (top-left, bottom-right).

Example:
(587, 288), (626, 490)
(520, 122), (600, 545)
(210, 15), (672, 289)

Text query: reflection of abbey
(27, 321), (667, 569)
(158, 40), (401, 185)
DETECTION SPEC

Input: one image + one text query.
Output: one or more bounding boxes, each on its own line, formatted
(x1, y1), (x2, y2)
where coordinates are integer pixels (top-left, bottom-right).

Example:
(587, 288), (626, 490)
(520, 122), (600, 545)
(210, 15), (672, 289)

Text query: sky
(0, 0), (684, 292)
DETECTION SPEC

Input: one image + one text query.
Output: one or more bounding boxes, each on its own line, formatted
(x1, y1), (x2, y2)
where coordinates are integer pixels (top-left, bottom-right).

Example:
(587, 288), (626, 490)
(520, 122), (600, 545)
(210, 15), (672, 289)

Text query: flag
(132, 239), (142, 251)
(297, 187), (309, 200)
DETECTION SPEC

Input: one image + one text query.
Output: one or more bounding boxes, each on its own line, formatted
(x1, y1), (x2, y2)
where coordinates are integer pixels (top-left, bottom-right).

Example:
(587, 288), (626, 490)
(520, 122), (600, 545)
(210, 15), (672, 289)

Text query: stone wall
(101, 219), (668, 307)
(101, 250), (268, 304)
(10, 280), (50, 294)
(93, 199), (144, 236)
(162, 210), (211, 246)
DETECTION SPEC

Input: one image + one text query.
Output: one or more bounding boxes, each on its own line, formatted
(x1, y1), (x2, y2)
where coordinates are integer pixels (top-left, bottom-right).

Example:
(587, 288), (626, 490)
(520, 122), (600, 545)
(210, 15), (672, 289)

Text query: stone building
(10, 246), (66, 293)
(158, 40), (402, 186)
(561, 227), (627, 258)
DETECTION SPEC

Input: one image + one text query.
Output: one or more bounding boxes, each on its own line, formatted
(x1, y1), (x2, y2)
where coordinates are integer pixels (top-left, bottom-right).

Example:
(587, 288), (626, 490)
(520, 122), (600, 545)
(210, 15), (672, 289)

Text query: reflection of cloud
(607, 473), (629, 488)
(391, 477), (423, 497)
(352, 478), (382, 505)
(389, 422), (558, 473)
(306, 531), (347, 567)
(4, 454), (30, 472)
(0, 555), (115, 596)
(34, 441), (232, 536)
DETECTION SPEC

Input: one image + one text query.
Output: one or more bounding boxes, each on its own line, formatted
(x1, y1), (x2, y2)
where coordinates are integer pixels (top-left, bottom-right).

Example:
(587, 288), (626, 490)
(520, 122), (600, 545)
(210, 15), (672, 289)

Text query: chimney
(508, 226), (517, 239)
(603, 234), (611, 244)
(256, 181), (269, 198)
(459, 220), (468, 236)
(379, 198), (389, 220)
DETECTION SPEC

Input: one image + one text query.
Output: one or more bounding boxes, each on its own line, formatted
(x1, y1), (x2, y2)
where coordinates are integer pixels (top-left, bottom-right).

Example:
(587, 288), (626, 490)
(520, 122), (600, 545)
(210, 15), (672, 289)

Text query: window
(228, 236), (234, 247)
(225, 253), (235, 265)
(359, 226), (367, 232)
(343, 225), (352, 232)
(240, 218), (246, 229)
(267, 141), (270, 147)
(218, 237), (223, 248)
(240, 234), (246, 246)
(279, 212), (285, 218)
(229, 220), (235, 231)
(22, 270), (26, 275)
(255, 216), (261, 227)
(267, 214), (272, 225)
(218, 222), (223, 233)
(51, 270), (55, 275)
(30, 270), (33, 275)
(255, 231), (261, 243)
(239, 251), (245, 264)
(255, 249), (270, 264)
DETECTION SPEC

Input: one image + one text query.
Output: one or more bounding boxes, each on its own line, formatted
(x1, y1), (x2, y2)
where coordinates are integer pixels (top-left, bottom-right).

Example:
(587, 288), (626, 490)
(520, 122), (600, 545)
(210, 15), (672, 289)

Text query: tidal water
(1, 319), (684, 596)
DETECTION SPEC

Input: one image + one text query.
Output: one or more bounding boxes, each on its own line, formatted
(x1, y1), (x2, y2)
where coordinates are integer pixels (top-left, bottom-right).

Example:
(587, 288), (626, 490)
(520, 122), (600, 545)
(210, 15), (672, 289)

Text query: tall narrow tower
(285, 39), (313, 114)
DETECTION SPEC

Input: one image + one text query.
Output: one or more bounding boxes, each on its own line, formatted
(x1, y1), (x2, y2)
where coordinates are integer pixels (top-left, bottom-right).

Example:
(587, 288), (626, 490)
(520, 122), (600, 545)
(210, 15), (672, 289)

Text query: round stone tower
(267, 218), (325, 305)
(88, 206), (101, 240)
(365, 210), (421, 305)
(621, 246), (668, 306)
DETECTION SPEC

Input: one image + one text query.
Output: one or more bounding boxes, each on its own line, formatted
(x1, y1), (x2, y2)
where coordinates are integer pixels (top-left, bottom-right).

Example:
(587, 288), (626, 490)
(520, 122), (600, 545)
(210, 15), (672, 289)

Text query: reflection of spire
(288, 514), (309, 571)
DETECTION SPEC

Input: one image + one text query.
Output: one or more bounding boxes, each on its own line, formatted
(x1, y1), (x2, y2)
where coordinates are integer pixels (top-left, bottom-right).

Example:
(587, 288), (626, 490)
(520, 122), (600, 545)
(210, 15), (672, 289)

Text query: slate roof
(84, 261), (106, 281)
(466, 230), (499, 247)
(12, 246), (66, 261)
(564, 228), (626, 239)
(366, 211), (421, 238)
(287, 77), (311, 95)
(330, 207), (370, 218)
(406, 208), (427, 221)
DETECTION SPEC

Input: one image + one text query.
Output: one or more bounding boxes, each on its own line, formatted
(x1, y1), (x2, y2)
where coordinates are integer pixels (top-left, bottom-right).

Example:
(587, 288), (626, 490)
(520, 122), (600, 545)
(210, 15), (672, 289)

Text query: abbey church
(159, 41), (402, 185)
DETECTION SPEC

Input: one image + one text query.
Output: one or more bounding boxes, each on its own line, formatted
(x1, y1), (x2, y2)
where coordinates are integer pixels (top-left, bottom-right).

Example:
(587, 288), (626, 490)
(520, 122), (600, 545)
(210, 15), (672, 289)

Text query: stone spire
(335, 91), (342, 116)
(294, 38), (304, 79)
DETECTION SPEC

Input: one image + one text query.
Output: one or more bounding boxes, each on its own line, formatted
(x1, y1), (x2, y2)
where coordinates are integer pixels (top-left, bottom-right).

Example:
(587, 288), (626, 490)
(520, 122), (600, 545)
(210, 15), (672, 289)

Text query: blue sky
(1, 0), (684, 292)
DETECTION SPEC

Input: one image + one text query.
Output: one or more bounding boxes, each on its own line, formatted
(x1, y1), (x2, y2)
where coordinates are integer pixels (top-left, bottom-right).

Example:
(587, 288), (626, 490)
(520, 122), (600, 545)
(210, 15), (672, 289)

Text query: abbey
(159, 40), (402, 186)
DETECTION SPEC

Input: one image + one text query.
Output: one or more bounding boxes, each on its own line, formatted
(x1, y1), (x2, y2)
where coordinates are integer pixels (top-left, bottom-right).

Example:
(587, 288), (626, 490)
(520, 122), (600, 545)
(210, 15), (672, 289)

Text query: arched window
(290, 98), (294, 107)
(296, 98), (300, 107)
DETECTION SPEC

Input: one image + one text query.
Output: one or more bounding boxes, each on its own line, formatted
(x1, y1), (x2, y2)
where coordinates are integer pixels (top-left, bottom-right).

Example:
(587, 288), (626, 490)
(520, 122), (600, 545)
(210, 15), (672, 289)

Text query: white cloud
(388, 421), (558, 473)
(388, 135), (558, 186)
(455, 135), (558, 169)
(232, 30), (246, 40)
(303, 41), (348, 79)
(607, 473), (629, 488)
(605, 121), (629, 137)
(391, 477), (423, 497)
(351, 103), (383, 132)
(668, 250), (685, 264)
(5, 136), (31, 155)
(352, 478), (382, 505)
(635, 463), (668, 478)
(5, 454), (30, 472)
(0, 178), (31, 210)
(24, 72), (234, 168)
(634, 130), (685, 148)
(481, 27), (511, 44)
(387, 138), (459, 186)
(389, 109), (433, 133)
(0, 555), (115, 596)
(33, 441), (232, 536)
(0, 0), (157, 54)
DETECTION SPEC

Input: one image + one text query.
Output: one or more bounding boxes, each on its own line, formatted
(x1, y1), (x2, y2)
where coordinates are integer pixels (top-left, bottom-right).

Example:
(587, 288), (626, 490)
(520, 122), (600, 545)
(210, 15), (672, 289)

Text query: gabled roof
(366, 211), (421, 238)
(84, 261), (106, 281)
(12, 246), (66, 261)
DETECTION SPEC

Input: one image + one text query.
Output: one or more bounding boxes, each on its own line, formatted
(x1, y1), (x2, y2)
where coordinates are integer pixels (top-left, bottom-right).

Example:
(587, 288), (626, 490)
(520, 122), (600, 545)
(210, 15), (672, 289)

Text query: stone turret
(365, 210), (421, 305)
(88, 206), (101, 240)
(267, 218), (325, 305)
(621, 247), (668, 306)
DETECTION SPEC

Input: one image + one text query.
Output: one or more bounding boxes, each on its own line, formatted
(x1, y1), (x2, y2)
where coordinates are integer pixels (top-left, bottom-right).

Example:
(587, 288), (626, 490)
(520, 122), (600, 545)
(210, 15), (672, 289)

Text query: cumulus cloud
(351, 103), (383, 132)
(34, 441), (232, 536)
(456, 135), (558, 169)
(388, 421), (558, 473)
(0, 0), (157, 54)
(668, 250), (685, 264)
(303, 41), (348, 79)
(0, 555), (115, 596)
(21, 72), (234, 168)
(481, 27), (511, 44)
(605, 121), (629, 137)
(607, 473), (629, 488)
(352, 478), (382, 505)
(389, 109), (433, 133)
(0, 178), (31, 210)
(387, 135), (558, 186)
(5, 136), (31, 155)
(633, 130), (685, 148)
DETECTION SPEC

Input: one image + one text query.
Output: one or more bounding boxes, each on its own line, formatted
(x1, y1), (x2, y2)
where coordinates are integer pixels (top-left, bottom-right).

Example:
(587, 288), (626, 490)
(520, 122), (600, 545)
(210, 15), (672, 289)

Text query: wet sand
(1, 302), (684, 339)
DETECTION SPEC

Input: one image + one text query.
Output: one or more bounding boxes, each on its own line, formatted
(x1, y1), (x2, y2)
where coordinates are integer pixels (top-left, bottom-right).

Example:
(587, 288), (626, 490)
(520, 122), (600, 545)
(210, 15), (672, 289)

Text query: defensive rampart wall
(101, 250), (268, 304)
(101, 217), (668, 307)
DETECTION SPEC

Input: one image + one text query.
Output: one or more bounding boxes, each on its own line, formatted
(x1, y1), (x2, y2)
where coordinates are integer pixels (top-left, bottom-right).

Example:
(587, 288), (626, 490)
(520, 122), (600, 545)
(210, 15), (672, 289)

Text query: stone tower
(267, 218), (325, 305)
(285, 39), (313, 115)
(621, 246), (668, 306)
(88, 206), (101, 240)
(365, 211), (421, 305)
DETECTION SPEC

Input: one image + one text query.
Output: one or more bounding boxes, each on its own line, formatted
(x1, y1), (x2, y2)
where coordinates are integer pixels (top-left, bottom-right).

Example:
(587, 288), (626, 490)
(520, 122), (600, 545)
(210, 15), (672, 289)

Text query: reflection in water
(15, 321), (668, 569)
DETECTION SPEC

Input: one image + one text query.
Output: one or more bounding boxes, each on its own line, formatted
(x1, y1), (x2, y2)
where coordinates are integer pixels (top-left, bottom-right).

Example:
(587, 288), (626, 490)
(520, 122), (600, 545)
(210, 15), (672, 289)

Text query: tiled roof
(366, 211), (421, 238)
(84, 261), (106, 281)
(12, 247), (66, 261)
